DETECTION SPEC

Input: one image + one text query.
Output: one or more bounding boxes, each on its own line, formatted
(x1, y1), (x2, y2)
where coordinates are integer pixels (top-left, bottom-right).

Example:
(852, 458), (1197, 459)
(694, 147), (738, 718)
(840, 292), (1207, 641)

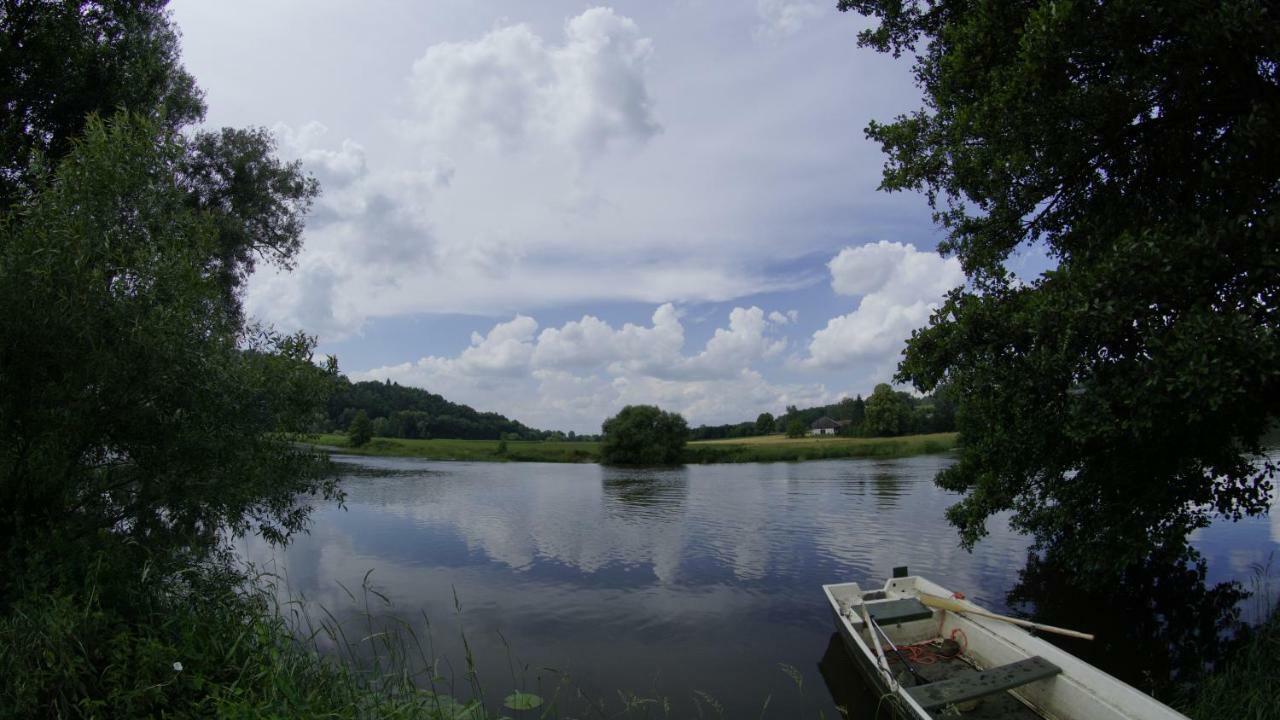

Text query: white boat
(822, 573), (1191, 719)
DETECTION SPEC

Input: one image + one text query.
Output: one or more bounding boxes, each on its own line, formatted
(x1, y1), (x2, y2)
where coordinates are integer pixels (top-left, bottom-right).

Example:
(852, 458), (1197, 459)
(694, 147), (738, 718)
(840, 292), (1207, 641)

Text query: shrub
(349, 410), (373, 447)
(600, 405), (688, 465)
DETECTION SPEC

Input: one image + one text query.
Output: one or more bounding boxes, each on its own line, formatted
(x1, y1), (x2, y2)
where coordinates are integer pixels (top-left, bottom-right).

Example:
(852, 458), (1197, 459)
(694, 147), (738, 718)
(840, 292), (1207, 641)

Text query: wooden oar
(864, 609), (928, 686)
(861, 605), (893, 676)
(919, 594), (1095, 641)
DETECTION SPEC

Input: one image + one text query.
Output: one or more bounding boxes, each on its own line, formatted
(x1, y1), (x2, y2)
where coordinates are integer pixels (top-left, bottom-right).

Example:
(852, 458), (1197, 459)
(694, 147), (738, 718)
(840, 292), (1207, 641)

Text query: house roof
(810, 416), (841, 429)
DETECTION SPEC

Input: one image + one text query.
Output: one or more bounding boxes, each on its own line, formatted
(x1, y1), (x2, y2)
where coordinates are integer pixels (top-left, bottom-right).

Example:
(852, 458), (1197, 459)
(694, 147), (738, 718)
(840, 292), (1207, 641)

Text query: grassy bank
(309, 434), (602, 462)
(1182, 608), (1280, 719)
(0, 545), (484, 719)
(307, 432), (958, 463)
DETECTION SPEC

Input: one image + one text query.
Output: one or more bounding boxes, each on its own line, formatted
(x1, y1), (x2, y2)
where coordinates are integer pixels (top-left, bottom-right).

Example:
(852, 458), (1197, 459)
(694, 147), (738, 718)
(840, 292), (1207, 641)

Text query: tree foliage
(0, 4), (351, 714)
(179, 127), (319, 315)
(348, 410), (373, 447)
(0, 1), (317, 320)
(0, 1), (204, 210)
(600, 405), (688, 465)
(0, 115), (338, 567)
(842, 0), (1280, 564)
(329, 378), (548, 440)
(688, 420), (759, 441)
(864, 384), (912, 437)
(786, 418), (807, 438)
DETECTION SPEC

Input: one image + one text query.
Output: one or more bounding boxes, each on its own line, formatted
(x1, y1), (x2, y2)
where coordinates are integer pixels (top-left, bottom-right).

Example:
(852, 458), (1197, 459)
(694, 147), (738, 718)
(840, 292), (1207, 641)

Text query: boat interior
(829, 581), (1058, 719)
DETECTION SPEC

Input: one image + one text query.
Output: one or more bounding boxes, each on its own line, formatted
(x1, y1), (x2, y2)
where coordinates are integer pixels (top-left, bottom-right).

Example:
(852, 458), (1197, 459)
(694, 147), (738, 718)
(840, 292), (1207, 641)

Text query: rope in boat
(878, 592), (971, 665)
(875, 635), (962, 666)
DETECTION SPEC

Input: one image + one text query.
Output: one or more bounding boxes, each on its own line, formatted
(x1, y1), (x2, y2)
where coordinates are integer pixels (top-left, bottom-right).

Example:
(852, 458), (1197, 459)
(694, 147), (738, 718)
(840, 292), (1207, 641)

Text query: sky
(169, 0), (1040, 434)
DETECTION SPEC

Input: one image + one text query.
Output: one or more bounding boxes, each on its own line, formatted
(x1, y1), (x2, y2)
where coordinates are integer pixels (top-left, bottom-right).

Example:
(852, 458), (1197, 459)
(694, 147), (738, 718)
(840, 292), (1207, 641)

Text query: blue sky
(170, 1), (1045, 433)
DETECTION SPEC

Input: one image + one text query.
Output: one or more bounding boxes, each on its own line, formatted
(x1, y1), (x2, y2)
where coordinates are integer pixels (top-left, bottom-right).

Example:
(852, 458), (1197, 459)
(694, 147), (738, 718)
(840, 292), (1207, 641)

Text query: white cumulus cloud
(801, 241), (964, 369)
(457, 315), (539, 376)
(409, 7), (659, 161)
(533, 304), (685, 373)
(355, 304), (817, 431)
(768, 309), (798, 325)
(682, 306), (786, 379)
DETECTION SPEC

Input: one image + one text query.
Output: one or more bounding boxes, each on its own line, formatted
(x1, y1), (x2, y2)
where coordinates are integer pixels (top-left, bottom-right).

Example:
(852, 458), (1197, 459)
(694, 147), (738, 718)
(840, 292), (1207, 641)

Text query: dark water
(241, 454), (1277, 718)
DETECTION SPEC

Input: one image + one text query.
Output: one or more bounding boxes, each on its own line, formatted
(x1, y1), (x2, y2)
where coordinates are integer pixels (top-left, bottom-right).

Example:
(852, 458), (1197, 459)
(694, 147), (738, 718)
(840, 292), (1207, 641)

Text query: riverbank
(306, 432), (958, 463)
(1180, 607), (1279, 719)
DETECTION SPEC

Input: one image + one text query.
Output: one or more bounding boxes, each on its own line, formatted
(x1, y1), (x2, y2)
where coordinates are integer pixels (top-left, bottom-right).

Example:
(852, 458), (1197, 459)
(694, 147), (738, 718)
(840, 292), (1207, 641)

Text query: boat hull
(822, 576), (1192, 720)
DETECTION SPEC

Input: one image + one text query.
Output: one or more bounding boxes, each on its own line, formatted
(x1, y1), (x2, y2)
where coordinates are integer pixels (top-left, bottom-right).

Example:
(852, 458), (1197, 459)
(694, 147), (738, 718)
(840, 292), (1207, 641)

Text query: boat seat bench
(904, 656), (1061, 711)
(865, 598), (933, 625)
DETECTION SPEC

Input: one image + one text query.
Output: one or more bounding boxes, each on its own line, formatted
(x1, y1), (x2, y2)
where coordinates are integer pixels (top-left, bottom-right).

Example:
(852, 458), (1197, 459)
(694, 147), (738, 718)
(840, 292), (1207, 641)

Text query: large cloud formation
(244, 7), (818, 341)
(174, 3), (958, 430)
(801, 241), (964, 369)
(348, 240), (965, 432)
(409, 8), (660, 160)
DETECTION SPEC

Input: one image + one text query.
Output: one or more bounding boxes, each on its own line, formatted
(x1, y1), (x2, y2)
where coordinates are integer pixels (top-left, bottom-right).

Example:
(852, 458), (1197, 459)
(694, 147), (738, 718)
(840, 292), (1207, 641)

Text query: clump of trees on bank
(600, 405), (689, 465)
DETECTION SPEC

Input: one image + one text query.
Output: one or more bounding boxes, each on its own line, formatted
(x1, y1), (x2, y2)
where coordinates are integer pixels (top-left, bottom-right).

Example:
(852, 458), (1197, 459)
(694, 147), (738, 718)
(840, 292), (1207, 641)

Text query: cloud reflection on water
(240, 454), (1276, 718)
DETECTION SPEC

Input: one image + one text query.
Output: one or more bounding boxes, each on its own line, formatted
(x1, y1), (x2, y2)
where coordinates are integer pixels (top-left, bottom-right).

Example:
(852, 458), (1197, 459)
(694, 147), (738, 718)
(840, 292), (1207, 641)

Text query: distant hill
(325, 378), (561, 441)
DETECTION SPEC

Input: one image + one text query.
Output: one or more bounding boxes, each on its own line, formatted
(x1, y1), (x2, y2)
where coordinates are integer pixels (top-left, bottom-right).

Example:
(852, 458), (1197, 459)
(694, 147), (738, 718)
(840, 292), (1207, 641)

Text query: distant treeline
(688, 384), (957, 440)
(325, 378), (598, 441)
(327, 378), (954, 442)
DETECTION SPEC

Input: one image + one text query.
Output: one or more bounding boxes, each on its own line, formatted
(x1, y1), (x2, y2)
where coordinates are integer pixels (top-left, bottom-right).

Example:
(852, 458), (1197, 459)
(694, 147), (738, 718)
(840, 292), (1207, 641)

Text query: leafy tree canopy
(179, 127), (318, 316)
(0, 5), (341, 714)
(0, 1), (317, 317)
(328, 378), (549, 440)
(348, 410), (373, 447)
(755, 412), (776, 434)
(786, 418), (807, 438)
(601, 405), (689, 465)
(864, 383), (912, 437)
(841, 0), (1280, 566)
(0, 0), (205, 210)
(0, 115), (337, 568)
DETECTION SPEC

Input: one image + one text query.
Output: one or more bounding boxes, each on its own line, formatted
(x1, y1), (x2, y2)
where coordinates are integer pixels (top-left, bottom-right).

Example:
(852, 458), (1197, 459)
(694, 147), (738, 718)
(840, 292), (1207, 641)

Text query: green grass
(1182, 608), (1280, 720)
(309, 435), (601, 463)
(307, 432), (958, 464)
(0, 548), (485, 719)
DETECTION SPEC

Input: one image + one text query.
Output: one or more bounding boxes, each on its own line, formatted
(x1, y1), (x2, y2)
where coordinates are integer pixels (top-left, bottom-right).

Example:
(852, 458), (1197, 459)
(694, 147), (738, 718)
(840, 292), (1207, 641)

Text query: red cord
(881, 638), (964, 666)
(880, 592), (971, 666)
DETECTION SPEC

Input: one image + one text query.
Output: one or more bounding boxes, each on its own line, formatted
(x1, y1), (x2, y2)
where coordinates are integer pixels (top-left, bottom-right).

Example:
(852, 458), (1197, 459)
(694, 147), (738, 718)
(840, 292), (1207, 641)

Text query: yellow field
(689, 432), (956, 447)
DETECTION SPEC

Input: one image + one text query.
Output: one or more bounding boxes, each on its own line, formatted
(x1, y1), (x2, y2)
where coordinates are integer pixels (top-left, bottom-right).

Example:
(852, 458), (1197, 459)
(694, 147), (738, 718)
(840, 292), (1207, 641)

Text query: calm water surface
(242, 454), (1277, 717)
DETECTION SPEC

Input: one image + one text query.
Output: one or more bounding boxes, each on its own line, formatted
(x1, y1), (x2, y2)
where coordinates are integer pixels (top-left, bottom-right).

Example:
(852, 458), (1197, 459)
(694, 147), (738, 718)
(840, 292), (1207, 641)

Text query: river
(241, 454), (1277, 718)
